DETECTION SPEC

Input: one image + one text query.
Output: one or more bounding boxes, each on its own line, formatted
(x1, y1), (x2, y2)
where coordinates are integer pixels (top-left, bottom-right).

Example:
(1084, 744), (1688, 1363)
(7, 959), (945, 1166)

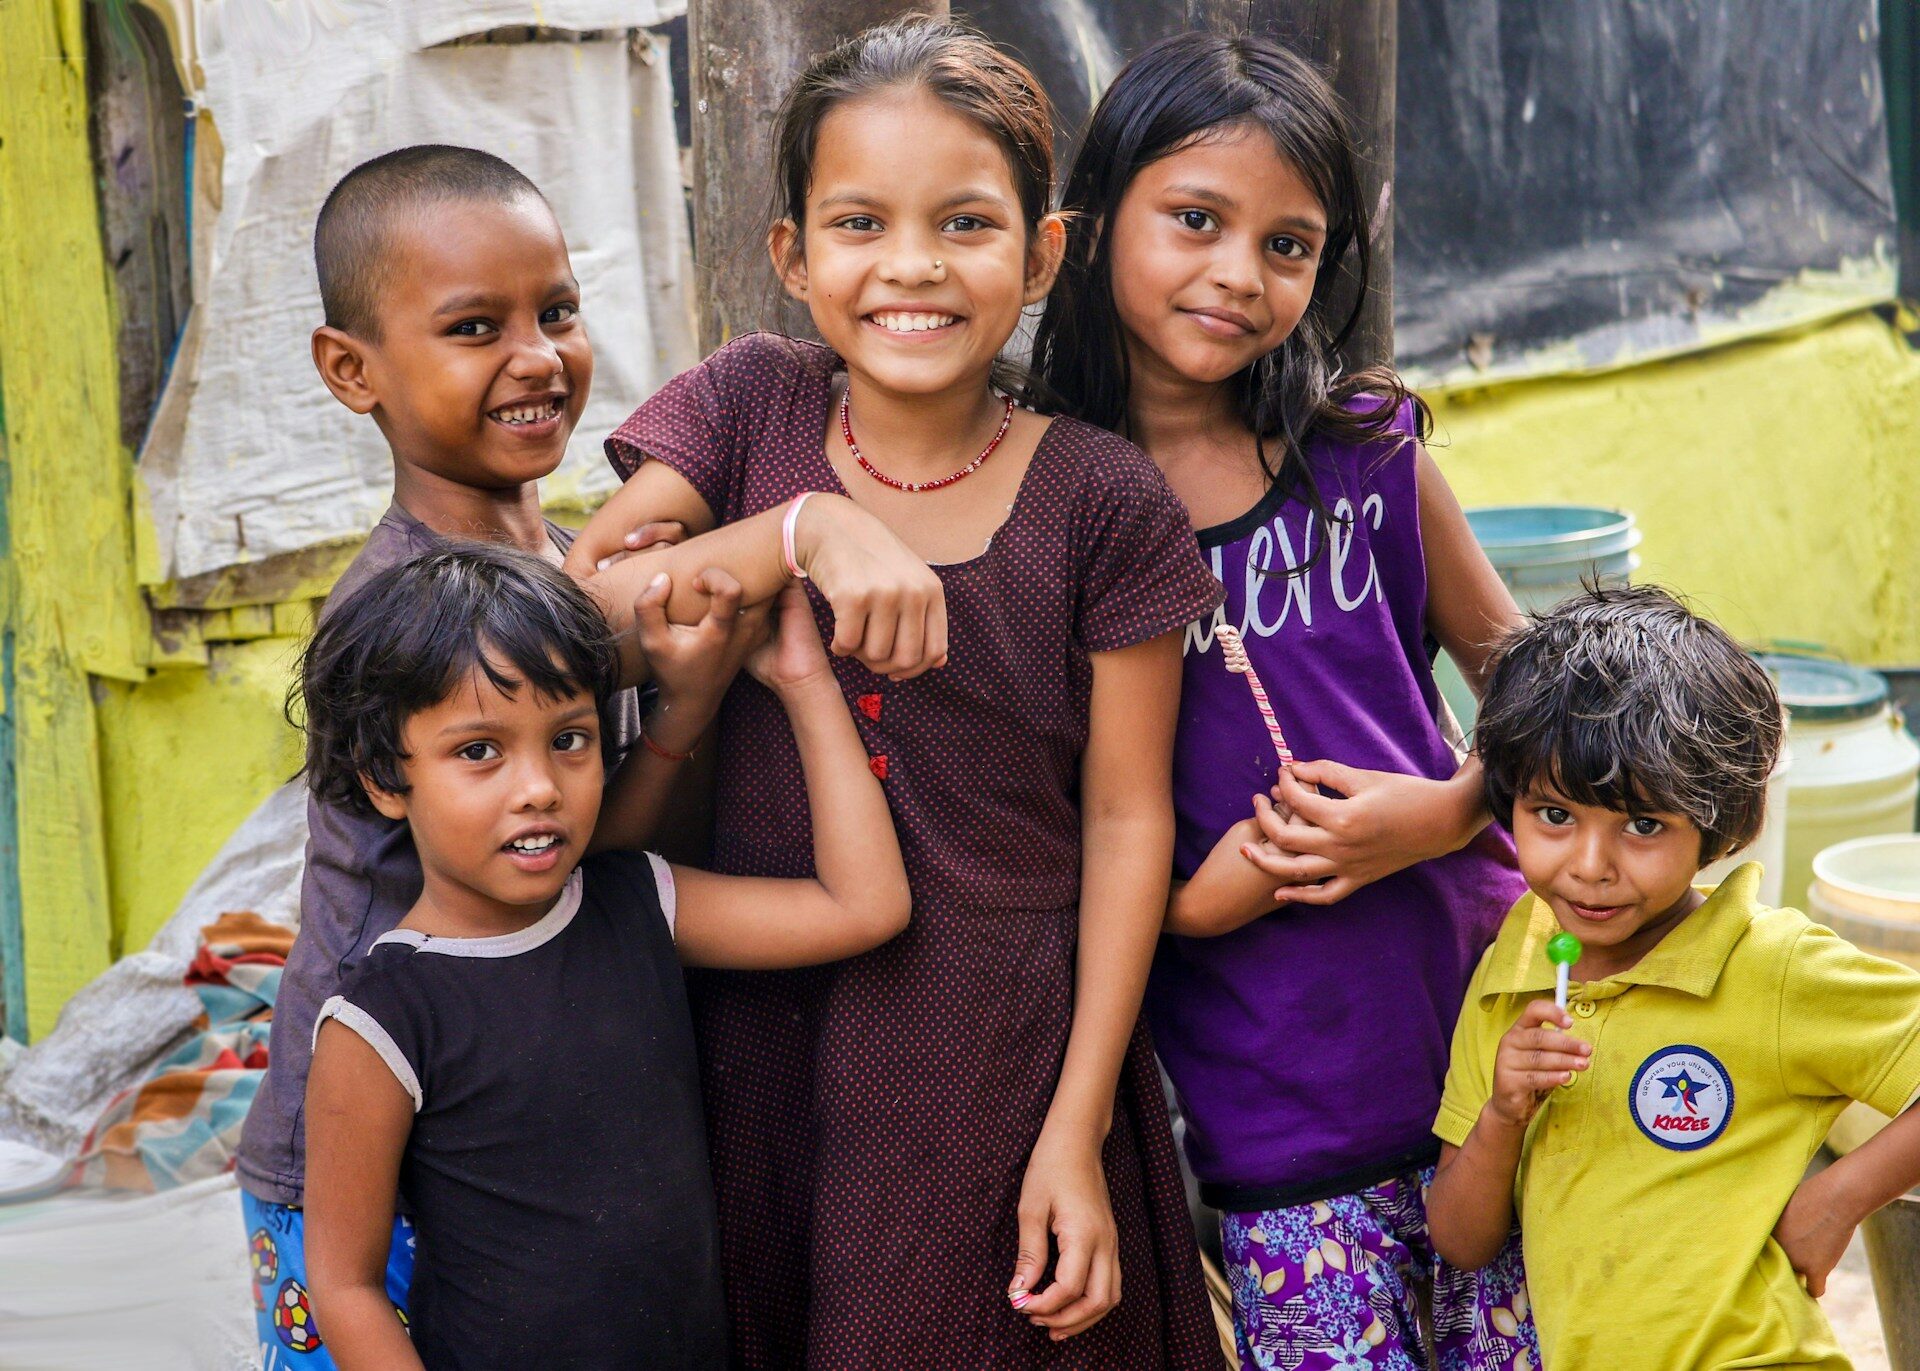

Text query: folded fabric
(69, 913), (289, 1194)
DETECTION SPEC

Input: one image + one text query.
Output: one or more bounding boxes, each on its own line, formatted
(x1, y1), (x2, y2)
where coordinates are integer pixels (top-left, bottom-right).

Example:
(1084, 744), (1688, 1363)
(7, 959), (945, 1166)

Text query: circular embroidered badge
(1629, 1045), (1734, 1151)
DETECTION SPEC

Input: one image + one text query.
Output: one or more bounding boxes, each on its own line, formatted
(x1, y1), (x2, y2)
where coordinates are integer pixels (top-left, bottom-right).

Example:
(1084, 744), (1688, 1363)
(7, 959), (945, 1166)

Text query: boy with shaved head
(238, 146), (938, 1365)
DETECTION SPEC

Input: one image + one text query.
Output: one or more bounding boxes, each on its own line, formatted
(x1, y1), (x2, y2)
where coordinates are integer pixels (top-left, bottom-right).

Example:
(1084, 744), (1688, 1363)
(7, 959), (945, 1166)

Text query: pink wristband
(782, 492), (816, 581)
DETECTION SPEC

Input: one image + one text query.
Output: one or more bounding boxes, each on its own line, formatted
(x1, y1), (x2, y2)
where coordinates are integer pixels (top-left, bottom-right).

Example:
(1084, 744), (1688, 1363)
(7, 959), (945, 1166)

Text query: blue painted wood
(0, 394), (25, 1043)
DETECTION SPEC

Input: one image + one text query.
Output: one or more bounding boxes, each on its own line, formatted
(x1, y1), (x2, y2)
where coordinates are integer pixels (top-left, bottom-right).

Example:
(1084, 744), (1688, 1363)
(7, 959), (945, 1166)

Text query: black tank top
(321, 851), (725, 1368)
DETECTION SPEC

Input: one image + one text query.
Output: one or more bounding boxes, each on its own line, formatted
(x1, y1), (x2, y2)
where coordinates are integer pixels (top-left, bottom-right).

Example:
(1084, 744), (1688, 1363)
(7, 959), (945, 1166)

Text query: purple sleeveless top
(1145, 404), (1525, 1209)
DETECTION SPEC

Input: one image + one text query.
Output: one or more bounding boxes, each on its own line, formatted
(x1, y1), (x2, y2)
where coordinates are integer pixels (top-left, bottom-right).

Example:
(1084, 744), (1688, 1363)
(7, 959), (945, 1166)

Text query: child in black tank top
(297, 545), (908, 1370)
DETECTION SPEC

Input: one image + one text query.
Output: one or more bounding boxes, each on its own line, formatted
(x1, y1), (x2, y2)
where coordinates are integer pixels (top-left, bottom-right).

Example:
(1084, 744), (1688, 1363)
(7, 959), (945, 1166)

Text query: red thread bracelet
(639, 731), (694, 762)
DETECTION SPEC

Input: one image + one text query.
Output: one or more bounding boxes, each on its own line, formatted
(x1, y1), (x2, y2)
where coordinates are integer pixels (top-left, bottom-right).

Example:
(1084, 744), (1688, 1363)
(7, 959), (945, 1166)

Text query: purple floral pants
(1220, 1167), (1538, 1371)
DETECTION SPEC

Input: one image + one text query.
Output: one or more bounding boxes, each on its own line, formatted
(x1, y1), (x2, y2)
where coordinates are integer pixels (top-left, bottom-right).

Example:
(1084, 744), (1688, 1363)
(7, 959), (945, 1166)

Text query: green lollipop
(1547, 930), (1582, 1009)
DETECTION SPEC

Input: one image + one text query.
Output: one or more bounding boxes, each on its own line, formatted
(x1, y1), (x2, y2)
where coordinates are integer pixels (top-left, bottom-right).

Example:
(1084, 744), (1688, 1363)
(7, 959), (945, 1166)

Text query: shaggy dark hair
(296, 543), (624, 817)
(315, 144), (544, 339)
(1475, 584), (1783, 862)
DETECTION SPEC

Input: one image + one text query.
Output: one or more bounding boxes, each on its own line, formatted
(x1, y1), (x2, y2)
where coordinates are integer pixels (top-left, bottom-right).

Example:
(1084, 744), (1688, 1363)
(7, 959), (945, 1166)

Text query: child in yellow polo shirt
(1428, 584), (1920, 1371)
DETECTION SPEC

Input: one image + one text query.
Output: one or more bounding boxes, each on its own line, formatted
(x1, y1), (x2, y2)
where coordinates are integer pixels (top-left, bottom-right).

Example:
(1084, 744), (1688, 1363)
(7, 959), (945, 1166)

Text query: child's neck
(1123, 354), (1270, 526)
(841, 368), (1008, 486)
(400, 865), (568, 941)
(391, 459), (553, 558)
(1124, 352), (1260, 467)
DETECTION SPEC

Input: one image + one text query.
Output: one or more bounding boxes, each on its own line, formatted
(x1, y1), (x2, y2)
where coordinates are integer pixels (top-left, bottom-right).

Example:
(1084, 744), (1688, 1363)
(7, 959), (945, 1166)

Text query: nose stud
(930, 258), (946, 280)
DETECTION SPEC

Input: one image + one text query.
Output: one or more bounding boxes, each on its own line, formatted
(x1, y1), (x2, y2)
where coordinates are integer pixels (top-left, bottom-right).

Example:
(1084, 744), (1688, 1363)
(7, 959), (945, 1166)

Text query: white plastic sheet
(140, 2), (695, 580)
(0, 783), (307, 1159)
(0, 1175), (254, 1371)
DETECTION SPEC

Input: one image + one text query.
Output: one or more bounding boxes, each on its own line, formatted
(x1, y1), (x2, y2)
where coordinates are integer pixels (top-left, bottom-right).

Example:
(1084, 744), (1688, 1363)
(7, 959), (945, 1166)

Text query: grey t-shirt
(235, 505), (642, 1205)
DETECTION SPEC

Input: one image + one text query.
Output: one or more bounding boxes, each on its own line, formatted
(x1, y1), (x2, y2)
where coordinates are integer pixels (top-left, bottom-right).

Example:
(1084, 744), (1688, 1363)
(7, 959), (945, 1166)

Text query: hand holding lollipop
(1547, 930), (1582, 1011)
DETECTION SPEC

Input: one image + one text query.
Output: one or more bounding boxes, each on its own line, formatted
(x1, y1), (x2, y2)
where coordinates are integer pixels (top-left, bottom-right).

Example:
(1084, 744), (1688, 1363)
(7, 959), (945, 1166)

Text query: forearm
(786, 677), (909, 925)
(590, 745), (690, 855)
(1441, 755), (1494, 851)
(1052, 805), (1173, 1141)
(1165, 820), (1279, 937)
(1821, 1101), (1920, 1226)
(588, 508), (795, 687)
(1427, 1120), (1526, 1269)
(306, 1283), (424, 1370)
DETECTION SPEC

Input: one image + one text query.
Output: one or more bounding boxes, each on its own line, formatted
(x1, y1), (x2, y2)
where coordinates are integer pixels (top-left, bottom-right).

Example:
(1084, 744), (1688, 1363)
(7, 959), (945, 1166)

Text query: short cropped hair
(1475, 583), (1783, 862)
(314, 145), (544, 339)
(297, 543), (623, 817)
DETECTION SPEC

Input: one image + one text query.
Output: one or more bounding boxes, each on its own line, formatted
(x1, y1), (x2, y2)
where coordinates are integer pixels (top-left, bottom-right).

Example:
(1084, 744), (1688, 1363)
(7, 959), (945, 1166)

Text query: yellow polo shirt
(1436, 863), (1920, 1371)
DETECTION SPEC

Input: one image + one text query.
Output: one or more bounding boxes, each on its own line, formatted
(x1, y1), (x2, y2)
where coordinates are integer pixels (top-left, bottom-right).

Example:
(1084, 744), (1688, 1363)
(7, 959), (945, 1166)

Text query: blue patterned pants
(241, 1192), (415, 1369)
(1221, 1167), (1538, 1371)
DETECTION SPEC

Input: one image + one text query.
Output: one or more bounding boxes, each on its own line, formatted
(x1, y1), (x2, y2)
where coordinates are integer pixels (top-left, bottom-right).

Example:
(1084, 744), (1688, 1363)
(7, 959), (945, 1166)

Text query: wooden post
(0, 0), (146, 1038)
(689, 0), (949, 353)
(1244, 0), (1397, 369)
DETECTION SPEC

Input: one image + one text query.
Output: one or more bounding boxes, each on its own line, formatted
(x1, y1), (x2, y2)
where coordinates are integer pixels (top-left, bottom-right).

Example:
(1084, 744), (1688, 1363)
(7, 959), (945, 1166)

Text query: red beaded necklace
(840, 389), (1015, 493)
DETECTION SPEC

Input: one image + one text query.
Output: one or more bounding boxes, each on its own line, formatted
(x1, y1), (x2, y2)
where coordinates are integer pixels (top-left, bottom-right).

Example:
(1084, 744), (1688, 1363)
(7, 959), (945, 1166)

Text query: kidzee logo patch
(1629, 1045), (1733, 1151)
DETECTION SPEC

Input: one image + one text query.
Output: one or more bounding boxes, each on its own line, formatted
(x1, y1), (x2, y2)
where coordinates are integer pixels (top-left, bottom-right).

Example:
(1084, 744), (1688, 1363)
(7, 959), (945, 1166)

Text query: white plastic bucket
(1762, 656), (1920, 916)
(1700, 746), (1791, 907)
(1808, 834), (1920, 972)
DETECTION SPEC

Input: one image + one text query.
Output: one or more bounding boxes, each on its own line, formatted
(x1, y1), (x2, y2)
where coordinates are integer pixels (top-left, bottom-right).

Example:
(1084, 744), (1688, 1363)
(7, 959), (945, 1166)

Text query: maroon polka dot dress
(608, 334), (1225, 1367)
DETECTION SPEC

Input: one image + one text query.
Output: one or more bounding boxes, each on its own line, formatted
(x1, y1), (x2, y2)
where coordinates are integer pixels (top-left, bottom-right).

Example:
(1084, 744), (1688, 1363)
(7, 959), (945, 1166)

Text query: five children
(224, 18), (1920, 1371)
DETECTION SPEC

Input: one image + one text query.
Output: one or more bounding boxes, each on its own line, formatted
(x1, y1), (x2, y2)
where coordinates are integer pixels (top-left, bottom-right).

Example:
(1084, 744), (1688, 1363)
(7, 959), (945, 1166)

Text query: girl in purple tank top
(1034, 34), (1540, 1371)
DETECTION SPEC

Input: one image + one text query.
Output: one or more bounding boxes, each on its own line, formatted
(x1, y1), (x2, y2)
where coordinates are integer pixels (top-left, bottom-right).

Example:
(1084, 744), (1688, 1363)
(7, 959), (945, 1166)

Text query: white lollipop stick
(1555, 963), (1570, 1011)
(1215, 625), (1294, 767)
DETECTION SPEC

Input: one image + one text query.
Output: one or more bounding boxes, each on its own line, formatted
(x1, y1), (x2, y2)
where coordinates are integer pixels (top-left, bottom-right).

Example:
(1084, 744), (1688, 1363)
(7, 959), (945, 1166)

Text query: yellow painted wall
(1, 0), (148, 1038)
(1430, 311), (1920, 664)
(96, 638), (307, 954)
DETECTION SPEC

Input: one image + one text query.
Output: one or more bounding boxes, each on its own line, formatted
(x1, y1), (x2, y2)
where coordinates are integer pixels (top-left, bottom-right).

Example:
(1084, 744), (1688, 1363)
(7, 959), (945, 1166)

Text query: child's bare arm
(1428, 999), (1590, 1270)
(672, 589), (910, 968)
(577, 489), (947, 689)
(589, 570), (767, 856)
(1012, 631), (1183, 1342)
(304, 1024), (424, 1371)
(564, 461), (720, 575)
(1775, 1101), (1920, 1295)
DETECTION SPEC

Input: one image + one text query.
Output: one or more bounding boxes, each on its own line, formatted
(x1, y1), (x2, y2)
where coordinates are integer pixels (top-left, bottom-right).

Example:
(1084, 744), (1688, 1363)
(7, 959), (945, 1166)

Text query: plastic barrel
(1762, 657), (1920, 915)
(1438, 506), (1642, 728)
(1816, 839), (1920, 1370)
(1807, 835), (1920, 970)
(1700, 747), (1791, 908)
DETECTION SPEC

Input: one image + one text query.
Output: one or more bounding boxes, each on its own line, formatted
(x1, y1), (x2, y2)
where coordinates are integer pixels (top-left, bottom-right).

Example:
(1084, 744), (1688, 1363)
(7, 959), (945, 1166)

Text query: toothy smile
(505, 834), (561, 854)
(489, 397), (565, 425)
(867, 311), (958, 333)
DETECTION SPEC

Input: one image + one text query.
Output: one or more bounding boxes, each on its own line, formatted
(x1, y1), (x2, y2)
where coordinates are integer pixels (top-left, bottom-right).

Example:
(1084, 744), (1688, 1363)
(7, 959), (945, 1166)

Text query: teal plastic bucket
(1465, 505), (1642, 602)
(1438, 506), (1642, 728)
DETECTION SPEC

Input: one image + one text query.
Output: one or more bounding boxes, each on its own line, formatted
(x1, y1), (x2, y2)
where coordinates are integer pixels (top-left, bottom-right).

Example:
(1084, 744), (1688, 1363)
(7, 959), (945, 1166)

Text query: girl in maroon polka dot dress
(568, 17), (1224, 1368)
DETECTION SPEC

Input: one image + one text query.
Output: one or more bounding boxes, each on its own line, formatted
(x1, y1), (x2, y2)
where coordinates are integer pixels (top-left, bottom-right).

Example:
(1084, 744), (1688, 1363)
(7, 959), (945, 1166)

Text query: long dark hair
(1031, 31), (1428, 549)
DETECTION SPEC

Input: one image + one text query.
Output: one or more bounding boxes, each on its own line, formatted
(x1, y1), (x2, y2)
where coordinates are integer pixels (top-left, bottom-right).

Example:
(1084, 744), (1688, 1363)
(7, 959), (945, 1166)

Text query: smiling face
(321, 193), (592, 491)
(366, 659), (604, 930)
(1106, 123), (1327, 395)
(1512, 783), (1709, 975)
(770, 86), (1062, 399)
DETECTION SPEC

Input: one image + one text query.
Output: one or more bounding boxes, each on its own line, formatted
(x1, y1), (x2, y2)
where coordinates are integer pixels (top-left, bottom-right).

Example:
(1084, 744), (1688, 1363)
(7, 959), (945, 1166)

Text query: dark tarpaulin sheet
(972, 0), (1898, 381)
